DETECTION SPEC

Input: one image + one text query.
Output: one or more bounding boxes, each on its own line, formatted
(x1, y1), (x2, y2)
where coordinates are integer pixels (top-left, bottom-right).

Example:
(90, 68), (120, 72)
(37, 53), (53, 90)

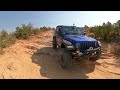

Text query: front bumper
(72, 47), (101, 60)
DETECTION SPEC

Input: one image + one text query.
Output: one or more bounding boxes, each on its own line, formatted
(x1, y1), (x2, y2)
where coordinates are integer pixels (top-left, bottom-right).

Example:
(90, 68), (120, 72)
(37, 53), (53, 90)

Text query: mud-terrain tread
(58, 48), (72, 69)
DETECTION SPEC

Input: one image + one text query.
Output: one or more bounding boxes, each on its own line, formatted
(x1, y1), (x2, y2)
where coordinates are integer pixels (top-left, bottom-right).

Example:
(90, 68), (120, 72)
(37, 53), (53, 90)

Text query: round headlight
(76, 43), (80, 48)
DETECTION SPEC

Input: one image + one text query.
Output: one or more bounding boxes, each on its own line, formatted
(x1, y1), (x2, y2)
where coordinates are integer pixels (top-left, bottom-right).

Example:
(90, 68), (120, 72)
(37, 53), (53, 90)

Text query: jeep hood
(63, 35), (97, 42)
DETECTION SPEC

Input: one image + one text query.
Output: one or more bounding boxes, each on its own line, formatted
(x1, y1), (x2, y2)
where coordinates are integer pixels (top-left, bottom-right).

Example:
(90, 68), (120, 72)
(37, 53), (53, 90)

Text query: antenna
(72, 23), (75, 29)
(73, 23), (75, 26)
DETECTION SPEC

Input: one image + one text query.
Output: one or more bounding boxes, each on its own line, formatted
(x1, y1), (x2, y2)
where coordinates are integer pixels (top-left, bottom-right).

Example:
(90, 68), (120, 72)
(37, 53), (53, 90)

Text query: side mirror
(58, 29), (62, 36)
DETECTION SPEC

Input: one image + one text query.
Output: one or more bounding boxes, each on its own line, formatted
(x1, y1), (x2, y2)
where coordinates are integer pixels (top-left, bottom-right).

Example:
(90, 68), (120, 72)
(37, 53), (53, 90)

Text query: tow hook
(76, 50), (83, 56)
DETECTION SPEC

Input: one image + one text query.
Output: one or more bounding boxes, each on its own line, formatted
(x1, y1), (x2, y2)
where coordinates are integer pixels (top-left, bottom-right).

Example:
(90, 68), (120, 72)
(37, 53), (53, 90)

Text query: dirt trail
(0, 30), (120, 79)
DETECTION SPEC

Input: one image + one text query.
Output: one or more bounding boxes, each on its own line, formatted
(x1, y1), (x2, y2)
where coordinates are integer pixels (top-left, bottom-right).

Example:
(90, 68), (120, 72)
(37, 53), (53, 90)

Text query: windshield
(60, 27), (84, 35)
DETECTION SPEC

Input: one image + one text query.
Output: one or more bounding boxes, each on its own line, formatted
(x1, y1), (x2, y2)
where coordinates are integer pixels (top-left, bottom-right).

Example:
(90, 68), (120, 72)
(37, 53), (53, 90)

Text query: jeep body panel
(63, 35), (97, 42)
(54, 25), (101, 60)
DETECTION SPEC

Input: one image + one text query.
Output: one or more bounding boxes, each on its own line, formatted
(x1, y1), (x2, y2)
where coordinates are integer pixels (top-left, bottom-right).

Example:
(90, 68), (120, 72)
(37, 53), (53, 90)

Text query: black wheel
(89, 50), (101, 61)
(53, 36), (57, 49)
(58, 48), (72, 69)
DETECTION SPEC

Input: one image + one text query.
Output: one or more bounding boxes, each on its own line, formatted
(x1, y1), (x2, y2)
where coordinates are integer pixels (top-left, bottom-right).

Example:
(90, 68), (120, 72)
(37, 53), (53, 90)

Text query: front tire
(58, 48), (72, 69)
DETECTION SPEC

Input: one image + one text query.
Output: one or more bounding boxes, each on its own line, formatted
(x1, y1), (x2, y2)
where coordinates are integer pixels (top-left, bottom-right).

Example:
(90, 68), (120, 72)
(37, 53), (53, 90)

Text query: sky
(0, 11), (120, 32)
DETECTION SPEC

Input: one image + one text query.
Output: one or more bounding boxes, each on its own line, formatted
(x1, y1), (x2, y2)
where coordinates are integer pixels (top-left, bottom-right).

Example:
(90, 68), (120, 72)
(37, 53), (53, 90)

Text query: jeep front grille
(80, 41), (98, 51)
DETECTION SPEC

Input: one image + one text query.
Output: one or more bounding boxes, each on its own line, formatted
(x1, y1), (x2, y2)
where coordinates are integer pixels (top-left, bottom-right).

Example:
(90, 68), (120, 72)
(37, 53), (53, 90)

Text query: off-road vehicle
(53, 25), (101, 69)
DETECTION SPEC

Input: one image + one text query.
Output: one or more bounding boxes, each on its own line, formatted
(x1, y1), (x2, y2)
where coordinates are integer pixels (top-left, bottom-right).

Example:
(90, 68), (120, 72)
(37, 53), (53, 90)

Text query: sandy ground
(0, 30), (120, 79)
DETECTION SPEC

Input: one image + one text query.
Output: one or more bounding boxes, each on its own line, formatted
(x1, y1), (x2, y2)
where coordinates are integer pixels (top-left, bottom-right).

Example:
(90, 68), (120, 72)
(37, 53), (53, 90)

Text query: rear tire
(53, 36), (57, 49)
(58, 48), (72, 69)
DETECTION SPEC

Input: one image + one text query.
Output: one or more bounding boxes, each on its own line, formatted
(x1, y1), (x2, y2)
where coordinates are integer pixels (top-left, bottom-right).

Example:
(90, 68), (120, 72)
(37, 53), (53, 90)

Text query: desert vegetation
(0, 23), (55, 54)
(90, 20), (120, 55)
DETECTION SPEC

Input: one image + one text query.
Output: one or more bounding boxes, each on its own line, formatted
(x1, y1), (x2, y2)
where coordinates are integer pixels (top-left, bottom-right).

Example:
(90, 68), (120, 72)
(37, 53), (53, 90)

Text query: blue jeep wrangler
(53, 25), (101, 69)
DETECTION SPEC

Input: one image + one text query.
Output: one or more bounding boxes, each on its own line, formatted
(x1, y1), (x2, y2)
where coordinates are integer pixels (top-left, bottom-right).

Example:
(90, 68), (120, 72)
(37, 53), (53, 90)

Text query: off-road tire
(89, 50), (101, 61)
(53, 36), (57, 49)
(58, 48), (72, 69)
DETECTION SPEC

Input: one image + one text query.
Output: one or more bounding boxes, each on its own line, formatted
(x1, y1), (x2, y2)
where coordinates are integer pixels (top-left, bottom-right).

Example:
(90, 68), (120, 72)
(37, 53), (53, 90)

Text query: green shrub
(114, 45), (120, 55)
(33, 28), (40, 35)
(0, 30), (9, 40)
(14, 23), (33, 39)
(0, 30), (17, 54)
(8, 33), (17, 44)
